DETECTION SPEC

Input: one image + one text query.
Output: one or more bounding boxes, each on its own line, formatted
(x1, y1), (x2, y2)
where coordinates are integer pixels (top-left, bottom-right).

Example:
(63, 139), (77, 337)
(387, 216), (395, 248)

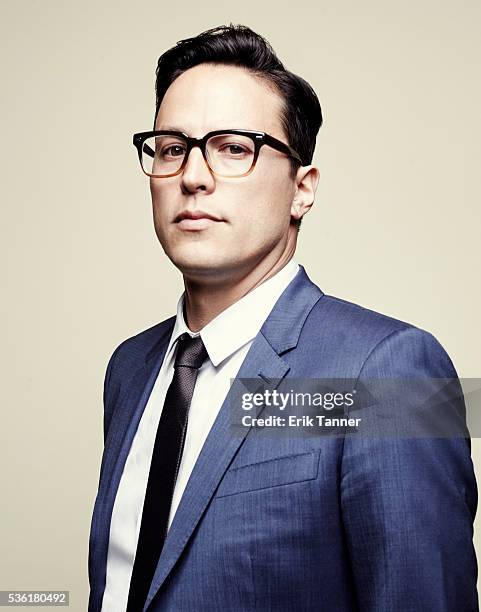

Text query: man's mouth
(175, 210), (224, 231)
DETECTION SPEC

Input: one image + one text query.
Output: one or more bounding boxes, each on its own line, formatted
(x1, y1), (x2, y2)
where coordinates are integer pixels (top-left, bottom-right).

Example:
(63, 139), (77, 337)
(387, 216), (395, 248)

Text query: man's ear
(291, 165), (320, 221)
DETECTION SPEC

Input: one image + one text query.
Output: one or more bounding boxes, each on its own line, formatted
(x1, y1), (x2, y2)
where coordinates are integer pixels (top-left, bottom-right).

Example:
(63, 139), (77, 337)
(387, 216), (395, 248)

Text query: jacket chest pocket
(215, 449), (321, 498)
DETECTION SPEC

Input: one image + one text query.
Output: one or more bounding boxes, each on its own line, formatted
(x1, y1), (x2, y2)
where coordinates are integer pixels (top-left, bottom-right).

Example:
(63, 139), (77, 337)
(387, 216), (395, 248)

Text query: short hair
(153, 24), (323, 230)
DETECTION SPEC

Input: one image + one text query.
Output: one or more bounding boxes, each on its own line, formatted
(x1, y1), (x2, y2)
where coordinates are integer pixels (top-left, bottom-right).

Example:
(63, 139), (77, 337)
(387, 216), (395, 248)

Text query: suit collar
(260, 264), (324, 355)
(158, 259), (301, 368)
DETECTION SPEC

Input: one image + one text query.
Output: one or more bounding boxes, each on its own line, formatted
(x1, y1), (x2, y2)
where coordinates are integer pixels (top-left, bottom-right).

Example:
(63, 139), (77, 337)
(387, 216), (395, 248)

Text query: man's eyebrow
(155, 125), (187, 133)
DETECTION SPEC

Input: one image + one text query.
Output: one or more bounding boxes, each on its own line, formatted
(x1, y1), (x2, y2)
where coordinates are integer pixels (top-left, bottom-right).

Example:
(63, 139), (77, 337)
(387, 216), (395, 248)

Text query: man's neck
(182, 251), (295, 332)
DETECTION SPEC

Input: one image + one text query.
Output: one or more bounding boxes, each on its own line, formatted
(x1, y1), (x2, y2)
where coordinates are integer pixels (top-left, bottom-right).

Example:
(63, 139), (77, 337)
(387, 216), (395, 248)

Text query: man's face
(151, 63), (300, 283)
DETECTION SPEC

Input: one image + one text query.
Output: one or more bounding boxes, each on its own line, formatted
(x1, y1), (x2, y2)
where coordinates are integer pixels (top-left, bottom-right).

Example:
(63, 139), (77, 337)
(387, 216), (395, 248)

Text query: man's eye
(160, 144), (186, 158)
(219, 143), (249, 156)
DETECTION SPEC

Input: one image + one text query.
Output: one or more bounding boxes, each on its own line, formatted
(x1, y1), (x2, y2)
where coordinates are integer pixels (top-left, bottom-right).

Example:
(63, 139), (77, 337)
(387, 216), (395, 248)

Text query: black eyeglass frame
(132, 129), (303, 178)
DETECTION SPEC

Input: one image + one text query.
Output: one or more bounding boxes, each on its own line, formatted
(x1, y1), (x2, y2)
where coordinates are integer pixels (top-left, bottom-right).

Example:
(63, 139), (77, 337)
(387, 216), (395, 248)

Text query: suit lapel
(144, 265), (323, 610)
(93, 318), (175, 598)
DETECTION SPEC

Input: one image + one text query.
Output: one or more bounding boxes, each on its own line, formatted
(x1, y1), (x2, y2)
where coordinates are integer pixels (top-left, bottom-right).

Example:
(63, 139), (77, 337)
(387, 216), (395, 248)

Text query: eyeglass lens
(141, 133), (256, 177)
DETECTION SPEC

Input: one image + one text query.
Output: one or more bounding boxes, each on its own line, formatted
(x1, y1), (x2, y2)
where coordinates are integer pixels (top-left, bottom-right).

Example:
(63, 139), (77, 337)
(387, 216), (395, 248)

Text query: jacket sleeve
(340, 327), (478, 611)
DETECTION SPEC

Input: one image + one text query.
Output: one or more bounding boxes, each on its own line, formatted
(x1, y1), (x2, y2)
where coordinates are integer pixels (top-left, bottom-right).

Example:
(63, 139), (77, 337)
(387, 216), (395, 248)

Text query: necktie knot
(174, 333), (208, 369)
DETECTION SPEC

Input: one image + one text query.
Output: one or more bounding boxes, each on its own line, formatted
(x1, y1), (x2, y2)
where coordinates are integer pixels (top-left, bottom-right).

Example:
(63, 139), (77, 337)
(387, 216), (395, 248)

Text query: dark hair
(153, 24), (323, 229)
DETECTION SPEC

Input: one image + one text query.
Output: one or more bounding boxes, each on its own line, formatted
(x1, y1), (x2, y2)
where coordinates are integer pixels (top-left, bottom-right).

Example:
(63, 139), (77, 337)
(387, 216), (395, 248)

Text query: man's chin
(166, 252), (238, 281)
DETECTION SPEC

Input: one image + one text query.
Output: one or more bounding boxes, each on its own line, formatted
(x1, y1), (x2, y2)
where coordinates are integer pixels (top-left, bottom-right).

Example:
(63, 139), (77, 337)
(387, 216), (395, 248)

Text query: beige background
(2, 0), (480, 609)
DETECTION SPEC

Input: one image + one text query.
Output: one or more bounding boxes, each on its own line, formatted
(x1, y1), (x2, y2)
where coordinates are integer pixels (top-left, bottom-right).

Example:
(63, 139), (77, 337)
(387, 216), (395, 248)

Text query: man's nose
(181, 145), (215, 193)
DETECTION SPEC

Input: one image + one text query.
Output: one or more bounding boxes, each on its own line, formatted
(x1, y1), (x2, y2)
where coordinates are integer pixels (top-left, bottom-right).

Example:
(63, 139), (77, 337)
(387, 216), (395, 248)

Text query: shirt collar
(165, 259), (300, 367)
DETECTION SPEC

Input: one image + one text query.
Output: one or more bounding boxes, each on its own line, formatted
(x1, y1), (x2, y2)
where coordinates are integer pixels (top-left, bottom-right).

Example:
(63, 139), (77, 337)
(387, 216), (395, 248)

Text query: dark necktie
(126, 333), (208, 612)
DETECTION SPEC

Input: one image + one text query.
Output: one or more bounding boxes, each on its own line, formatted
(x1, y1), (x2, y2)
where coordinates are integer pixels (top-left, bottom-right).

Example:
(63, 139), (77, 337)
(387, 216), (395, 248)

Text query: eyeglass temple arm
(142, 143), (154, 158)
(287, 147), (303, 164)
(263, 134), (303, 164)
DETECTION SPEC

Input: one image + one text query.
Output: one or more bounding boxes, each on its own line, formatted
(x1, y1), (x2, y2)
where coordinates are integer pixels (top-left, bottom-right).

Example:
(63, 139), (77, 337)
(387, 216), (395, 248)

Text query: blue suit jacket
(88, 266), (478, 611)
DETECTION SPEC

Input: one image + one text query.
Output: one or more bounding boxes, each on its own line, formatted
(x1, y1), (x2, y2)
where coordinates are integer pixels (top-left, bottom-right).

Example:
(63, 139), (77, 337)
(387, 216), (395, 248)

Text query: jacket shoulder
(301, 291), (456, 377)
(101, 316), (176, 439)
(110, 316), (176, 362)
(103, 316), (175, 398)
(313, 292), (415, 338)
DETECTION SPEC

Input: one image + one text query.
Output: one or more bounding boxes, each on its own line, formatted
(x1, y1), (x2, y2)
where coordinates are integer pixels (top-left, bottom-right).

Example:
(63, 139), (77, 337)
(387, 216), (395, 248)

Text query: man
(88, 24), (478, 612)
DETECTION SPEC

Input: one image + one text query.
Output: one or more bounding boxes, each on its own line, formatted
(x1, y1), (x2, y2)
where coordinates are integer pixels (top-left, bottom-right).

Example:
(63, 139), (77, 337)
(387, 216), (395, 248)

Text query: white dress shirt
(101, 259), (300, 611)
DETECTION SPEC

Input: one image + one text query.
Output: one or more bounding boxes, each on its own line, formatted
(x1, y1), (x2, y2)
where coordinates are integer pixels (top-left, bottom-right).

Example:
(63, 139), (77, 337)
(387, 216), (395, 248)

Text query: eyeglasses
(132, 129), (303, 178)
